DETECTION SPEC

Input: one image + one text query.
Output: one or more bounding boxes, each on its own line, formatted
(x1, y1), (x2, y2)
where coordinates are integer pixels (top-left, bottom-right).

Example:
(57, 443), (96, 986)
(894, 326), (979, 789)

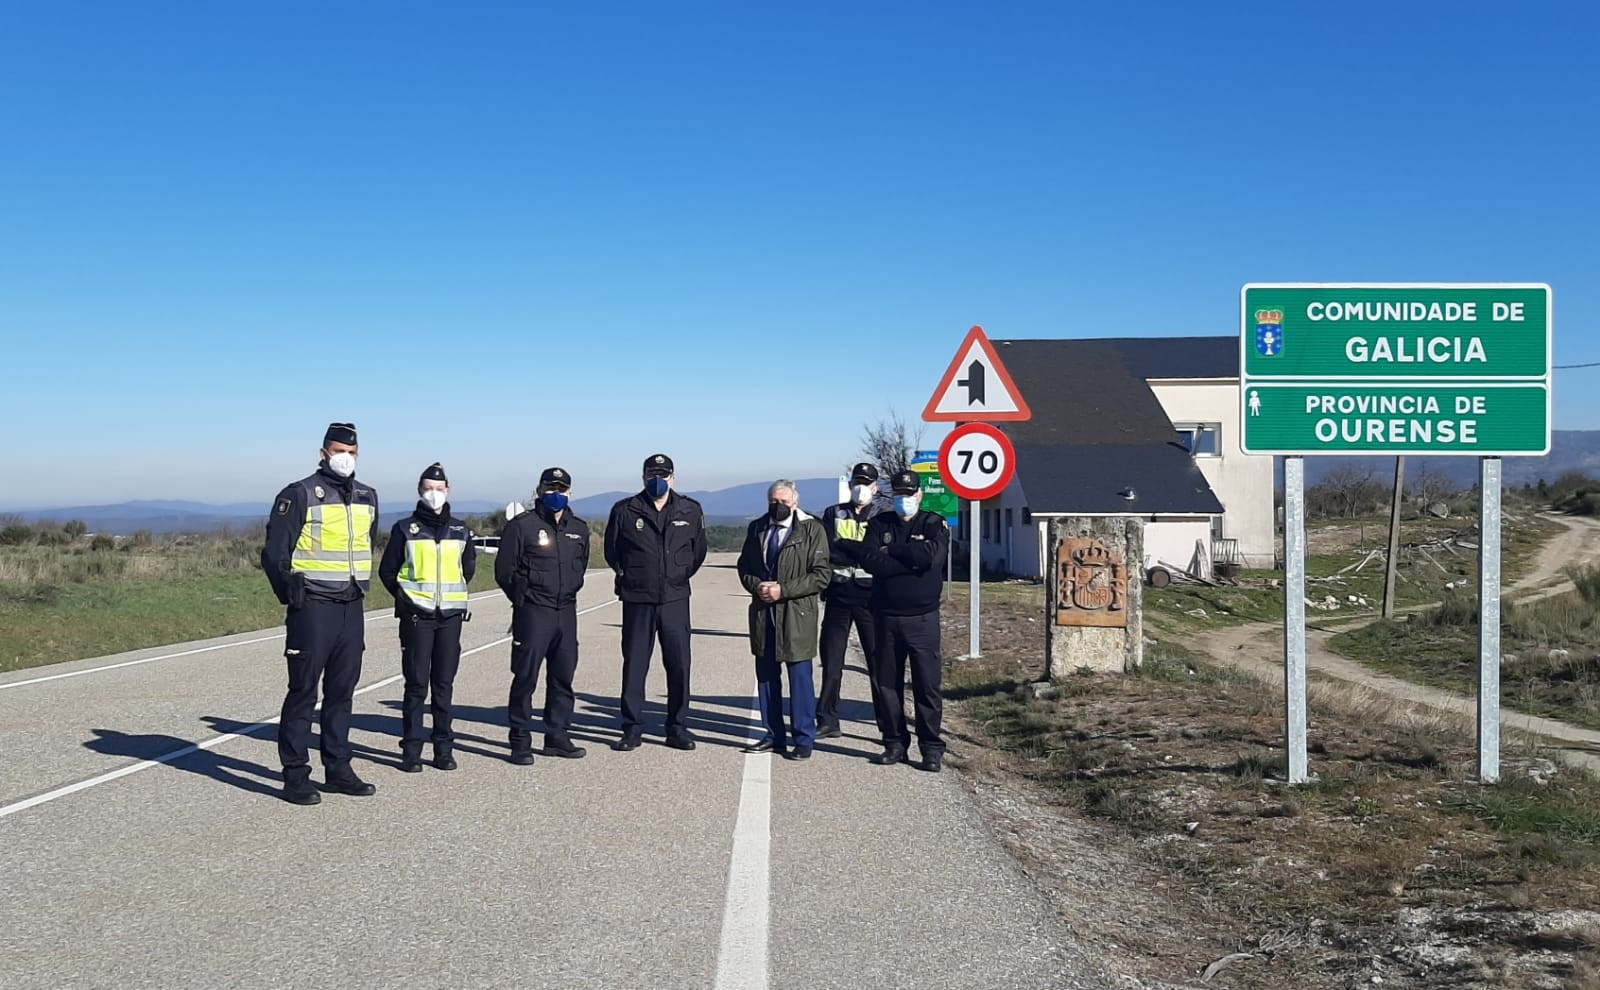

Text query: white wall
(1149, 380), (1277, 567)
(972, 481), (1041, 579)
(1143, 518), (1216, 574)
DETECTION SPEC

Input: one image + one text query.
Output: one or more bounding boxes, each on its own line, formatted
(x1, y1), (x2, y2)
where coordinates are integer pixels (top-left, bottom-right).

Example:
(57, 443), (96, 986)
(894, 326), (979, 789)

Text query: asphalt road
(0, 554), (1108, 989)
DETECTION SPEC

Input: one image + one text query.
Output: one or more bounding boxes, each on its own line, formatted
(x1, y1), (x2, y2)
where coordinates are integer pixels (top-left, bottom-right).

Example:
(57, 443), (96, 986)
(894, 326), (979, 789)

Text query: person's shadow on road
(83, 727), (281, 798)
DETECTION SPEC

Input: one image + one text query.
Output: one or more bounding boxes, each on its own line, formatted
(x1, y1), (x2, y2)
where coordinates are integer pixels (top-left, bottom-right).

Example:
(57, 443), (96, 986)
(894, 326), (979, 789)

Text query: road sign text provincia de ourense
(1241, 284), (1551, 456)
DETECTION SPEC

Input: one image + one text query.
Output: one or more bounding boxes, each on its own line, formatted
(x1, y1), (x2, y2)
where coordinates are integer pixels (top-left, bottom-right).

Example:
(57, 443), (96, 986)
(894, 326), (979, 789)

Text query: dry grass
(941, 589), (1600, 990)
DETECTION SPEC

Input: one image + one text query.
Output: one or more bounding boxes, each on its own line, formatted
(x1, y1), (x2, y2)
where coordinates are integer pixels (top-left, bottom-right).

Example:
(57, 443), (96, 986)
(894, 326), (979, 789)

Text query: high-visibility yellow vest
(290, 481), (376, 595)
(397, 526), (470, 615)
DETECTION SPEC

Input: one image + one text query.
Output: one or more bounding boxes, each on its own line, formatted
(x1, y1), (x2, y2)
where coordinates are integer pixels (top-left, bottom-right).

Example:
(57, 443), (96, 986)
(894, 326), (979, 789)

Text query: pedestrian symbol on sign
(1249, 390), (1262, 417)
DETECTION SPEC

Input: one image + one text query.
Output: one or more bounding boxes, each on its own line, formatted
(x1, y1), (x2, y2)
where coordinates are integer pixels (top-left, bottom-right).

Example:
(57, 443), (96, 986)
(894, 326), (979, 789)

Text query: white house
(959, 336), (1276, 579)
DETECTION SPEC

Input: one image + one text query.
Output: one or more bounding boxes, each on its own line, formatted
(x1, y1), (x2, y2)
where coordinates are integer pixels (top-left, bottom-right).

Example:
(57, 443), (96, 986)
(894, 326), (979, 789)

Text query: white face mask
(850, 484), (874, 506)
(327, 451), (357, 478)
(421, 489), (448, 512)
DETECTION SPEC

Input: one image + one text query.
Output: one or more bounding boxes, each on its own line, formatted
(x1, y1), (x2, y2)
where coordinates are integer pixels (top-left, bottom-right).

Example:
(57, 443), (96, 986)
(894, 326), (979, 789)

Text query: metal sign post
(1479, 457), (1502, 783)
(1284, 456), (1308, 784)
(969, 499), (980, 658)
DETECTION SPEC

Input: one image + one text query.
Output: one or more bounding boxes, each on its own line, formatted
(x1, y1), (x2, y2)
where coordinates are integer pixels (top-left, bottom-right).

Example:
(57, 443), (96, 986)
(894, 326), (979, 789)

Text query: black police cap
(849, 462), (879, 483)
(643, 453), (674, 477)
(539, 466), (571, 490)
(889, 470), (921, 495)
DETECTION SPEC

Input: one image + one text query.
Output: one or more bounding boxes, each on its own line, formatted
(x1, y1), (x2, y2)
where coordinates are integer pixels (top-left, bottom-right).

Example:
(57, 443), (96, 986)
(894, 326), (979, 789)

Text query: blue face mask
(893, 495), (920, 517)
(540, 491), (569, 513)
(644, 476), (670, 499)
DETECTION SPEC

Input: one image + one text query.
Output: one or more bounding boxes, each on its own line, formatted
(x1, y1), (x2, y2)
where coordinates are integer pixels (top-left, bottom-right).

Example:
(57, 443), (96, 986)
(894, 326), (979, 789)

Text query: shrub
(0, 524), (33, 546)
(90, 534), (117, 551)
(63, 520), (88, 539)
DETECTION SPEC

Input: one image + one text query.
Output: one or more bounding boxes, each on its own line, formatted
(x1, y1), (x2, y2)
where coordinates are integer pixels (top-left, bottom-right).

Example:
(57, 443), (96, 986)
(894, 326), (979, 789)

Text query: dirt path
(1188, 514), (1600, 773)
(1508, 512), (1600, 600)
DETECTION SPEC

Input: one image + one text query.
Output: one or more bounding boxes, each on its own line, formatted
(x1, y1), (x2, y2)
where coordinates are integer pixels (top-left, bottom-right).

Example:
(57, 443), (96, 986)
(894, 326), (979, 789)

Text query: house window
(1022, 507), (1032, 525)
(1175, 422), (1222, 457)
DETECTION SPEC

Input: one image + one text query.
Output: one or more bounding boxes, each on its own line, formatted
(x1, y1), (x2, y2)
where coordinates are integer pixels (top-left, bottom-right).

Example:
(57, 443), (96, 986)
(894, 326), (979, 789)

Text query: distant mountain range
(11, 430), (1600, 536)
(1301, 429), (1600, 490)
(6, 479), (847, 535)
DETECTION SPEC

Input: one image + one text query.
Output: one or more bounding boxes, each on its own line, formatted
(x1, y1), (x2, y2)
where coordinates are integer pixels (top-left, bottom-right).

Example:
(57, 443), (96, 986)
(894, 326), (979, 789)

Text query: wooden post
(1382, 456), (1406, 619)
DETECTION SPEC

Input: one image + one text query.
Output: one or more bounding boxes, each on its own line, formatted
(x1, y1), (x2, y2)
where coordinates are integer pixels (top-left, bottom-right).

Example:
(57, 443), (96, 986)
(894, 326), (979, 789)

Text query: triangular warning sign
(922, 325), (1032, 422)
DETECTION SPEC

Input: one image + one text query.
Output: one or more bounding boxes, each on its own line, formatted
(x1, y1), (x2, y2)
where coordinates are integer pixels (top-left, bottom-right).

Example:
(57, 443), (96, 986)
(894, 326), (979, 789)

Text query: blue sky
(4, 1), (1595, 508)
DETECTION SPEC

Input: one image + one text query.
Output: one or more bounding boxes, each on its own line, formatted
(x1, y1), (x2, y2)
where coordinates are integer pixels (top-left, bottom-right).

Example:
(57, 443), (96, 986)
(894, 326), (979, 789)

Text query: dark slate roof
(989, 337), (1231, 515)
(1012, 442), (1225, 516)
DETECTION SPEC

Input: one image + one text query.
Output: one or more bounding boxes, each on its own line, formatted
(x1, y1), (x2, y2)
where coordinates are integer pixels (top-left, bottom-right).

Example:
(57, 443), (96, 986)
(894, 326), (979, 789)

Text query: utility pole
(1382, 456), (1406, 619)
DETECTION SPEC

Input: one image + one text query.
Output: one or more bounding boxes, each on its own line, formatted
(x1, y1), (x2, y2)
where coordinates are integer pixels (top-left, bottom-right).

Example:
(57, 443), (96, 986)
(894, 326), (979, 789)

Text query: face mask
(768, 502), (793, 523)
(540, 491), (570, 513)
(421, 489), (448, 512)
(326, 452), (356, 478)
(893, 495), (921, 518)
(850, 484), (874, 506)
(644, 476), (670, 499)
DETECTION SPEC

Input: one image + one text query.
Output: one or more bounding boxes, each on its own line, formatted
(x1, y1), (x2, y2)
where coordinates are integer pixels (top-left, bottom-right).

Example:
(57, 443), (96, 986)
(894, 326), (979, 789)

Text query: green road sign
(909, 456), (959, 518)
(1241, 283), (1552, 456)
(1242, 384), (1549, 455)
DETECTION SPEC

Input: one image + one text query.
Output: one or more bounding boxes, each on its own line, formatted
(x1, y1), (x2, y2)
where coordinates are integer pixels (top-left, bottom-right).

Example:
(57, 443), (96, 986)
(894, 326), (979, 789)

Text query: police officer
(497, 467), (590, 764)
(816, 461), (889, 739)
(604, 454), (707, 751)
(377, 462), (475, 773)
(261, 422), (381, 804)
(831, 469), (949, 772)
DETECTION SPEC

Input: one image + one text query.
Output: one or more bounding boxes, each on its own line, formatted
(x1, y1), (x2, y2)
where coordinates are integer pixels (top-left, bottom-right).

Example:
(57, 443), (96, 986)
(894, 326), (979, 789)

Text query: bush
(63, 520), (88, 539)
(0, 524), (33, 546)
(1569, 566), (1600, 607)
(90, 534), (117, 551)
(131, 529), (153, 548)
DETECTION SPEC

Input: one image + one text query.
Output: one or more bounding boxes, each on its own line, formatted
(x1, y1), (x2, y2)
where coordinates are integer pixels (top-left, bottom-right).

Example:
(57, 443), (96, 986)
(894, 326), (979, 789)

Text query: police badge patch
(275, 498), (291, 516)
(635, 518), (644, 530)
(314, 485), (325, 499)
(409, 523), (420, 535)
(1254, 307), (1284, 357)
(538, 530), (551, 546)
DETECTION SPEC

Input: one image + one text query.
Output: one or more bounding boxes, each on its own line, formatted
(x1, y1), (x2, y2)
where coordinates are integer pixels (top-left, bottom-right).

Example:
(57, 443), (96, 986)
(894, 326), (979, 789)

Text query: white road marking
(0, 599), (618, 820)
(0, 590), (507, 691)
(713, 701), (772, 990)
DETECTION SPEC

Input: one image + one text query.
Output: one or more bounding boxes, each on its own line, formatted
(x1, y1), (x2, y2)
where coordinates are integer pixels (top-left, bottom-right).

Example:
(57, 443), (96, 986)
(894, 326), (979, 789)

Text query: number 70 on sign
(937, 423), (1017, 501)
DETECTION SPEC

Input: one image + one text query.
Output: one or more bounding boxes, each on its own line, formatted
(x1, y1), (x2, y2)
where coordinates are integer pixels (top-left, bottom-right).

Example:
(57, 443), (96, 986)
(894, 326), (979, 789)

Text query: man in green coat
(736, 479), (832, 759)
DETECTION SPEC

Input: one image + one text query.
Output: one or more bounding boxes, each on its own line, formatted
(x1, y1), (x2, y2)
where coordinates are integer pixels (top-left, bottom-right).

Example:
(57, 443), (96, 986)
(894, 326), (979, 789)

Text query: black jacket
(377, 502), (477, 618)
(819, 498), (890, 606)
(496, 504), (590, 609)
(260, 465), (380, 607)
(603, 490), (707, 604)
(833, 509), (949, 616)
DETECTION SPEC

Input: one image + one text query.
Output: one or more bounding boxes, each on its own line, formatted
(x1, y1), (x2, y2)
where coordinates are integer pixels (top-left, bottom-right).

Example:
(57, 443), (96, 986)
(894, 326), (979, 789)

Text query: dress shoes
(664, 732), (697, 751)
(784, 747), (813, 761)
(815, 725), (842, 740)
(399, 754), (424, 773)
(869, 746), (908, 766)
(740, 738), (780, 754)
(916, 753), (943, 773)
(432, 752), (458, 771)
(508, 750), (536, 766)
(612, 732), (644, 752)
(282, 780), (321, 805)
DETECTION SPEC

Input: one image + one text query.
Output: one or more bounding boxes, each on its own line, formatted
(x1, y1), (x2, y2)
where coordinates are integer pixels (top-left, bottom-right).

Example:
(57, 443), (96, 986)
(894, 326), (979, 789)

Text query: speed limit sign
(938, 423), (1016, 501)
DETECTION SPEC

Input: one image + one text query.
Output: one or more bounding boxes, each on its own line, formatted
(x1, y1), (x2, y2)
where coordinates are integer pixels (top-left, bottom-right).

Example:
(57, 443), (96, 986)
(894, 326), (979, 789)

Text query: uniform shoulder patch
(635, 518), (644, 530)
(275, 498), (291, 516)
(408, 522), (420, 535)
(313, 485), (325, 499)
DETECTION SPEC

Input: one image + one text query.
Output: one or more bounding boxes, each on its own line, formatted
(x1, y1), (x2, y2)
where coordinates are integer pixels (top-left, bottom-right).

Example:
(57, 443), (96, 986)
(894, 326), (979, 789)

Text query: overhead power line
(1555, 361), (1600, 369)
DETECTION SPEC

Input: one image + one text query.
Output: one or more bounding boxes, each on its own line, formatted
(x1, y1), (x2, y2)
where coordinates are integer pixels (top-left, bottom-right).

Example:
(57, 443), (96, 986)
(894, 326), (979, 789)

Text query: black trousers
(619, 599), (692, 735)
(817, 597), (876, 733)
(278, 599), (365, 777)
(870, 609), (944, 755)
(509, 603), (579, 750)
(399, 612), (464, 754)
